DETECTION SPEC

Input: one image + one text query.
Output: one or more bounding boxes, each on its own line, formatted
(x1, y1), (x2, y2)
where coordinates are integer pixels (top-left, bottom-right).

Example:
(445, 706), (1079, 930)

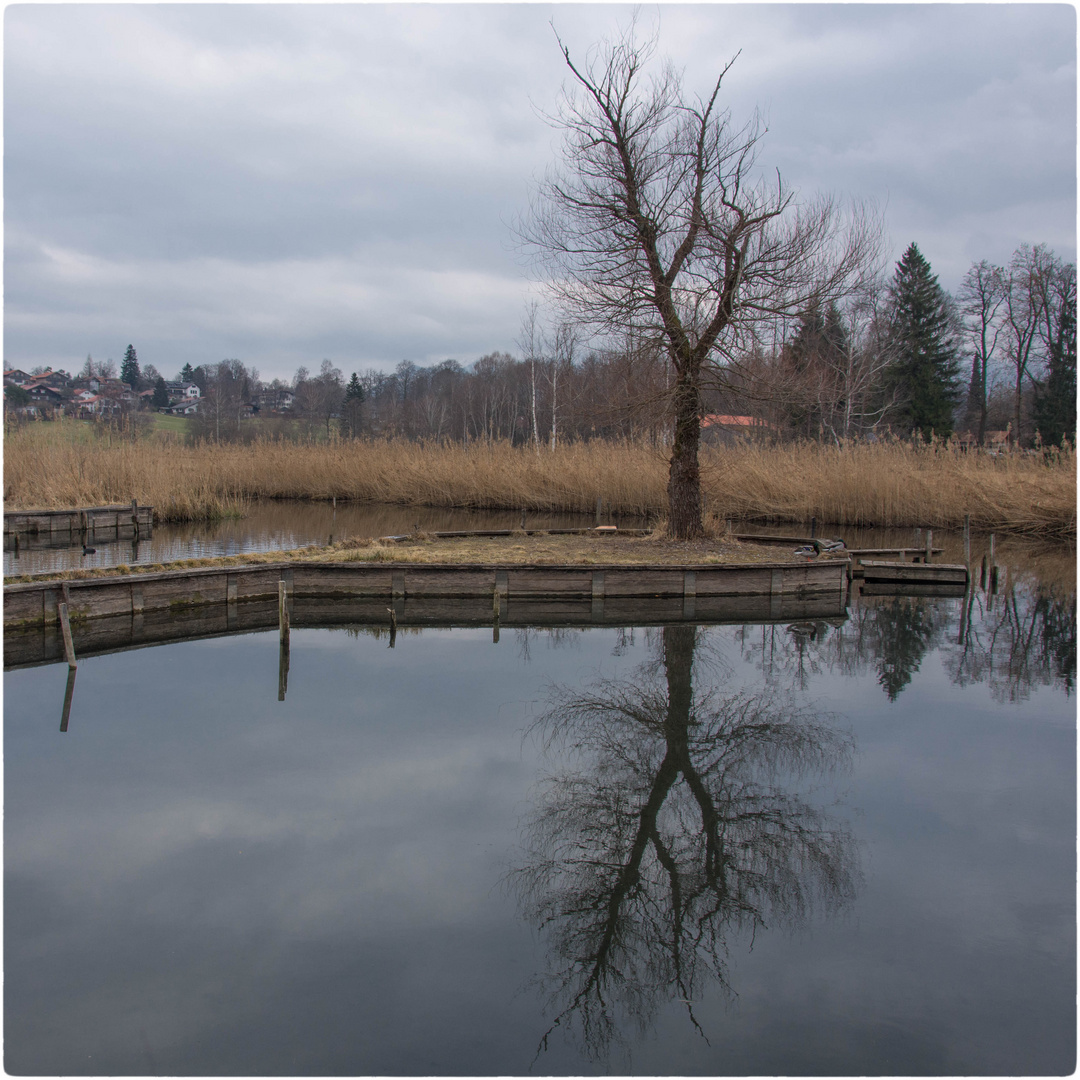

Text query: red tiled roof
(701, 414), (775, 429)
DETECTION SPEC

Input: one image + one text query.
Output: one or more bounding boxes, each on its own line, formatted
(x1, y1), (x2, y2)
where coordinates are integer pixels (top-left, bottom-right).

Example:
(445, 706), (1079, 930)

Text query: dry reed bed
(4, 430), (1075, 538)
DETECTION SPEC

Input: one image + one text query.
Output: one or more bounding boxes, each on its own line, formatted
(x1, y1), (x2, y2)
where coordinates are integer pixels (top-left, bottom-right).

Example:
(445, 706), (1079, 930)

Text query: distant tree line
(173, 239), (1070, 450)
(13, 244), (1071, 451)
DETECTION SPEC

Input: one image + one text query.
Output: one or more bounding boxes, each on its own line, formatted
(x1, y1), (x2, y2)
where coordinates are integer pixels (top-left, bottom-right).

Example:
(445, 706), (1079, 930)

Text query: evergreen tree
(180, 362), (195, 383)
(886, 244), (962, 439)
(873, 598), (937, 701)
(1033, 274), (1077, 447)
(152, 376), (170, 411)
(783, 301), (849, 438)
(961, 353), (983, 434)
(341, 371), (365, 438)
(120, 344), (140, 388)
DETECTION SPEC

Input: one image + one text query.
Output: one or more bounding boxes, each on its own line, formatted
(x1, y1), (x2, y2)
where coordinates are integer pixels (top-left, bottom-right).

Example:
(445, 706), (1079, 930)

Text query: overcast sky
(5, 3), (1076, 384)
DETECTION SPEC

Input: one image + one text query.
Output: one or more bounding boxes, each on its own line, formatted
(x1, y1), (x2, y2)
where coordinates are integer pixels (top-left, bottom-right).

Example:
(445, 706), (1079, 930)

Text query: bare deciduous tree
(524, 25), (879, 537)
(958, 260), (1007, 446)
(1003, 244), (1054, 445)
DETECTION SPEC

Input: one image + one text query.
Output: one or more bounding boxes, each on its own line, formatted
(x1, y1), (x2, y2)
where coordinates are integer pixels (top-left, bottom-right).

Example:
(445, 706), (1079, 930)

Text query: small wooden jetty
(4, 503), (153, 549)
(846, 547), (943, 559)
(857, 560), (969, 587)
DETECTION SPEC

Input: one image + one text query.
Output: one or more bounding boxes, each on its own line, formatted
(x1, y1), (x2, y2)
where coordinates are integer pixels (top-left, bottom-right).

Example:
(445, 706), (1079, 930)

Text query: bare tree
(1003, 244), (1054, 445)
(958, 260), (1007, 446)
(312, 360), (344, 440)
(549, 321), (578, 449)
(812, 289), (900, 442)
(524, 24), (879, 536)
(518, 302), (544, 453)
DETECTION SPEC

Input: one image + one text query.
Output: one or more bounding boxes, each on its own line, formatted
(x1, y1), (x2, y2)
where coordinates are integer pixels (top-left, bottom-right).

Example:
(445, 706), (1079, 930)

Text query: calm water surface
(3, 501), (613, 576)
(4, 549), (1075, 1075)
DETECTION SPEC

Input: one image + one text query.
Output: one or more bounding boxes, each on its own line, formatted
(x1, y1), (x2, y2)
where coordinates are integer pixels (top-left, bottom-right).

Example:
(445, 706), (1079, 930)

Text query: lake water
(3, 501), (612, 576)
(4, 545), (1075, 1075)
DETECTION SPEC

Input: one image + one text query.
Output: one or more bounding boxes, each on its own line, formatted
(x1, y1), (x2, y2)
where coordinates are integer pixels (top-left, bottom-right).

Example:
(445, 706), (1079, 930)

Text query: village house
(165, 381), (201, 403)
(700, 414), (777, 445)
(257, 388), (294, 412)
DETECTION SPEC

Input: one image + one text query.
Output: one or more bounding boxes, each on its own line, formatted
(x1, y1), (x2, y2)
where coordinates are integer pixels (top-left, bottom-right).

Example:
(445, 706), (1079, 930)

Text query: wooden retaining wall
(4, 504), (153, 546)
(4, 559), (850, 668)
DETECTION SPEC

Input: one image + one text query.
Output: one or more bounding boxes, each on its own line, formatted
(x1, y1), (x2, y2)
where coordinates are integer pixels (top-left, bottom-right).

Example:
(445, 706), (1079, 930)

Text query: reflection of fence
(4, 559), (850, 669)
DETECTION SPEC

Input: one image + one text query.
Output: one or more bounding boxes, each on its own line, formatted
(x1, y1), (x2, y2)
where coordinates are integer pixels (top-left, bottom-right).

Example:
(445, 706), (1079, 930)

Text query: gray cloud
(5, 4), (1075, 381)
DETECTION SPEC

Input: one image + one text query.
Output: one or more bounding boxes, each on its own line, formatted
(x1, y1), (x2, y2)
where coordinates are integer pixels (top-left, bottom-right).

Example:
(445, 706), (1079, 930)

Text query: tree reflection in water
(512, 625), (858, 1062)
(739, 575), (1075, 702)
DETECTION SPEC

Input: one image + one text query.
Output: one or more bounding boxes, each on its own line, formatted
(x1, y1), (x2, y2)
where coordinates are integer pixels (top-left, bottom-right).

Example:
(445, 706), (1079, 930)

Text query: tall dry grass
(4, 427), (1075, 538)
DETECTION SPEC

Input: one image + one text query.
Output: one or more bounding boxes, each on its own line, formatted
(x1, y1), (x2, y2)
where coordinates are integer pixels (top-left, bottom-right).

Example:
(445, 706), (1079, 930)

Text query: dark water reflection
(514, 625), (858, 1063)
(4, 578), (1075, 1074)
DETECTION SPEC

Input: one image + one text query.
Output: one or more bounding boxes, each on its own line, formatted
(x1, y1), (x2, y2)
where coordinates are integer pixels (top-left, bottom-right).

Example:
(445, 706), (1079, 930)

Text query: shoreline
(6, 433), (1074, 540)
(4, 530), (794, 585)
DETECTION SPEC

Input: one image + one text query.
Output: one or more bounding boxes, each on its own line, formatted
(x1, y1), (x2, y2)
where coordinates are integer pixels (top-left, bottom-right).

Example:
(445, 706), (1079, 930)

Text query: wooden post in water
(278, 580), (290, 644)
(60, 667), (77, 732)
(810, 516), (817, 539)
(520, 508), (526, 530)
(963, 515), (971, 564)
(131, 498), (140, 541)
(387, 606), (397, 649)
(58, 602), (77, 668)
(277, 580), (290, 699)
(278, 638), (289, 700)
(595, 495), (602, 526)
(924, 529), (933, 565)
(989, 533), (995, 564)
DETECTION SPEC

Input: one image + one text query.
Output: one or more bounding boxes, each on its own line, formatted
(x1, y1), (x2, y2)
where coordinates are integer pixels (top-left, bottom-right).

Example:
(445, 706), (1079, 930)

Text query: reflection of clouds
(5, 613), (1074, 1074)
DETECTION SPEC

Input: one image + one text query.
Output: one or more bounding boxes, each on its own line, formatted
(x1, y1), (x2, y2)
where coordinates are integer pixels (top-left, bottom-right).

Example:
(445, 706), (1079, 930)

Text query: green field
(150, 414), (193, 436)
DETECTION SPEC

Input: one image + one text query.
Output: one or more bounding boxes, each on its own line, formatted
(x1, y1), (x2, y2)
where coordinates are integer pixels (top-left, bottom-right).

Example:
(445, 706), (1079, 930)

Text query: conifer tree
(1033, 268), (1077, 447)
(341, 372), (365, 438)
(886, 244), (961, 439)
(180, 362), (195, 383)
(783, 301), (848, 437)
(120, 345), (140, 388)
(152, 376), (170, 411)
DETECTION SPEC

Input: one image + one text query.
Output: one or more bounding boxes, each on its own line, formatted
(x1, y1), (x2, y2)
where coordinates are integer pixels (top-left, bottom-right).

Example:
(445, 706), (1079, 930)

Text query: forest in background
(11, 240), (1075, 454)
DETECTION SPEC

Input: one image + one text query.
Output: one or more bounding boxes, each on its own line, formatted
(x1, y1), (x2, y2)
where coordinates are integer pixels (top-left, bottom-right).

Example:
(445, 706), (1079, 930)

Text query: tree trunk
(667, 371), (703, 539)
(977, 357), (988, 447)
(1014, 365), (1023, 447)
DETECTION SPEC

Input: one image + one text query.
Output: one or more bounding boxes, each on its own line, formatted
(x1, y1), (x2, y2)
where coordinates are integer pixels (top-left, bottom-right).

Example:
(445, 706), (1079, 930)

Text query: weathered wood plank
(4, 558), (851, 631)
(859, 560), (968, 585)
